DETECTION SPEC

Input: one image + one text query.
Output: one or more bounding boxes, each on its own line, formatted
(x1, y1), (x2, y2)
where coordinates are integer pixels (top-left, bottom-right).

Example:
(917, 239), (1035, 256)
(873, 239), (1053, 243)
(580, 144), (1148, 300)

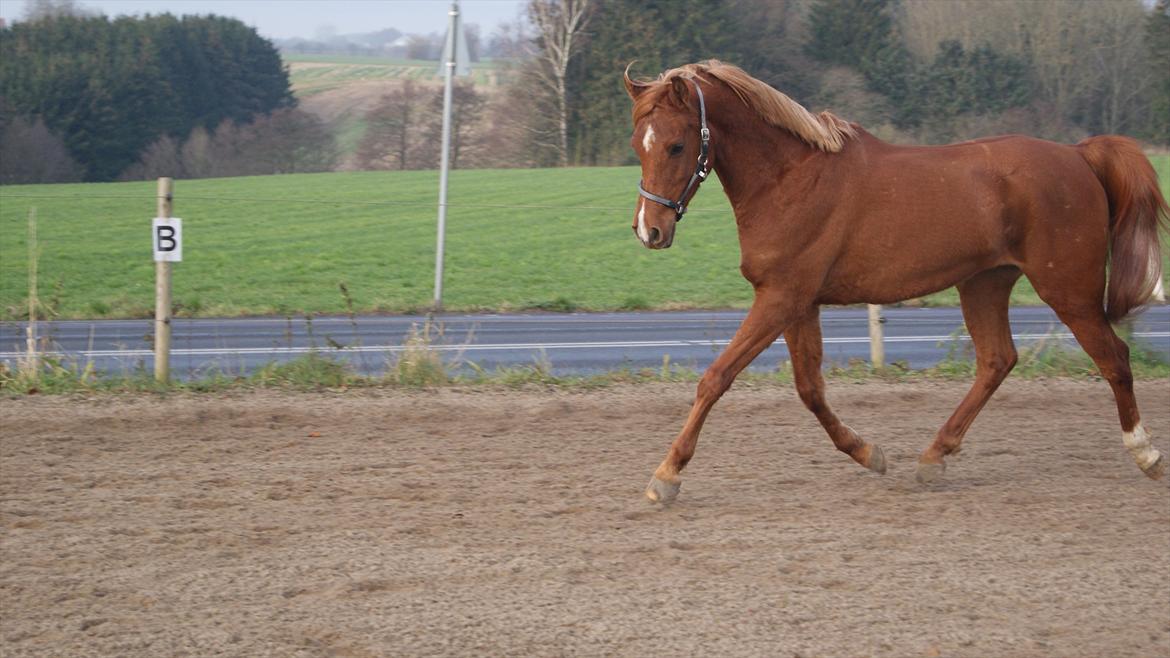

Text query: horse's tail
(1076, 135), (1169, 322)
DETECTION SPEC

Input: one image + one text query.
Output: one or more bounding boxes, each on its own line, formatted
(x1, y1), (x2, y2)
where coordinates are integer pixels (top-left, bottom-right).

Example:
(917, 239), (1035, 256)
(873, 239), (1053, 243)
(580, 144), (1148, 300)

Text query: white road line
(3, 308), (1165, 329)
(2, 332), (1166, 360)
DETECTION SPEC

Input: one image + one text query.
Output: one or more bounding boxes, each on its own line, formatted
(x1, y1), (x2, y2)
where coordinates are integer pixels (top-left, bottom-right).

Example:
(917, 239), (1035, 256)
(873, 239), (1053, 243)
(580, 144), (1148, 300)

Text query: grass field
(1, 157), (1167, 320)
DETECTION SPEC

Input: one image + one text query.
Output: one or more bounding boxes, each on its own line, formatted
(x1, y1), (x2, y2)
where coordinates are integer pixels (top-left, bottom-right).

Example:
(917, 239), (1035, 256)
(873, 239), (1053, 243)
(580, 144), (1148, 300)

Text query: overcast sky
(0, 0), (527, 38)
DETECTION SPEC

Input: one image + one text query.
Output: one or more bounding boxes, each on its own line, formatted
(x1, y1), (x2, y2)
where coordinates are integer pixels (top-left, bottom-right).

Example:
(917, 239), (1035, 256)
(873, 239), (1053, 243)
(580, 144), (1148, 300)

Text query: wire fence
(7, 173), (1141, 379)
(0, 175), (844, 382)
(0, 192), (662, 212)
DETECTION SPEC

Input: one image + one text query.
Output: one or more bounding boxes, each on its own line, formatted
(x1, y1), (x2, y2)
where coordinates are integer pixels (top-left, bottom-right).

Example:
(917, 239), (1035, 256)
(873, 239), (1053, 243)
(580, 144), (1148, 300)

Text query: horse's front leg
(646, 291), (794, 503)
(784, 308), (886, 473)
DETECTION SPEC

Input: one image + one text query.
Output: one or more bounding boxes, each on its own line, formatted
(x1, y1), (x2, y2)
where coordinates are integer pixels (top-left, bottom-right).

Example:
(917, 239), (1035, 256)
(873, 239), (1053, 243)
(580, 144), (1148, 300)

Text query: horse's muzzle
(633, 224), (674, 249)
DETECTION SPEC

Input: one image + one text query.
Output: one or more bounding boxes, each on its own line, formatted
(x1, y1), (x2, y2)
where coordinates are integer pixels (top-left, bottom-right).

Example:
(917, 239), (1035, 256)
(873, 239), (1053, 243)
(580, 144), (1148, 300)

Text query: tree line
(505, 0), (1170, 168)
(0, 11), (334, 183)
(1, 0), (1166, 183)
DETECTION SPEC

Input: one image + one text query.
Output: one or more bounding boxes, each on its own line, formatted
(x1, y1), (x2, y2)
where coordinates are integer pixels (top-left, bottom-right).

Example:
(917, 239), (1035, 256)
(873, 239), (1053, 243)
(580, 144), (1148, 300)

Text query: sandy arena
(2, 379), (1168, 657)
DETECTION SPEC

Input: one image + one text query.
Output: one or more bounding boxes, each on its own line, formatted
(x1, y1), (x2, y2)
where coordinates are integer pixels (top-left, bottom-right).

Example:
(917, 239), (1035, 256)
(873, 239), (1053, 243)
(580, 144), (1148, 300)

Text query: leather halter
(637, 79), (711, 222)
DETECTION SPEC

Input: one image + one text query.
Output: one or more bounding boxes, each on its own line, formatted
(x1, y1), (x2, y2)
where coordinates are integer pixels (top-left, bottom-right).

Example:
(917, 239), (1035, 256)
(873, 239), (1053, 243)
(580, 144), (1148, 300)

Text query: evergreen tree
(805, 0), (897, 69)
(569, 0), (741, 165)
(964, 44), (1031, 114)
(914, 40), (1031, 127)
(0, 13), (294, 181)
(804, 0), (918, 126)
(727, 0), (817, 103)
(1146, 0), (1170, 143)
(916, 40), (969, 121)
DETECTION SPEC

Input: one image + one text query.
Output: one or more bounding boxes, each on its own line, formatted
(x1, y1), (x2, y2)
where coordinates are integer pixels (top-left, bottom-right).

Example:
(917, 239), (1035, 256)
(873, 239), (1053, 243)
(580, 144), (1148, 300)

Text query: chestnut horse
(625, 61), (1168, 503)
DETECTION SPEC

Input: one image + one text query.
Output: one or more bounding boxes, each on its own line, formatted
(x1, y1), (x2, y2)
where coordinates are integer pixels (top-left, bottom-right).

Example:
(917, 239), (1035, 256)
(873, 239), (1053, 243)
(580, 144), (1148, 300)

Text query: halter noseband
(637, 79), (711, 222)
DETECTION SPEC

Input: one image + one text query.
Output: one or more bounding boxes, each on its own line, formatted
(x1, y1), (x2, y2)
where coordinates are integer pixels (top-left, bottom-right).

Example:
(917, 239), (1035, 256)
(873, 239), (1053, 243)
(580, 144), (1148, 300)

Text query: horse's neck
(710, 108), (819, 214)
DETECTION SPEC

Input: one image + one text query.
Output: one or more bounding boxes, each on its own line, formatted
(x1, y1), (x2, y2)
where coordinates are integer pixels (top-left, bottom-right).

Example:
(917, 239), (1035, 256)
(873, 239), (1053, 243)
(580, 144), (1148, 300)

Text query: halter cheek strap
(637, 79), (712, 222)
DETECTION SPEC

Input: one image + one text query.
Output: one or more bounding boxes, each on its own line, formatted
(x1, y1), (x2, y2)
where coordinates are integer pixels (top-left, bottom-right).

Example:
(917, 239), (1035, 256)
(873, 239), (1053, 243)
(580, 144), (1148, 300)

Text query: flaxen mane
(630, 60), (856, 153)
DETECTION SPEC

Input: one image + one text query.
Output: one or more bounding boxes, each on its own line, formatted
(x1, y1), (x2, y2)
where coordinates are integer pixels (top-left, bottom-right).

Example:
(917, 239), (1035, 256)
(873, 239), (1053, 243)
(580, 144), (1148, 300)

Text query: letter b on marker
(157, 226), (176, 251)
(152, 218), (183, 262)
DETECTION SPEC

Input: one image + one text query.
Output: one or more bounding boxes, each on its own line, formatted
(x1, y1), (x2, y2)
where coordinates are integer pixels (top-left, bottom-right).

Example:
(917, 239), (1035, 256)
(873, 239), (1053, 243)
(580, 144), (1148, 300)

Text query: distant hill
(273, 28), (404, 57)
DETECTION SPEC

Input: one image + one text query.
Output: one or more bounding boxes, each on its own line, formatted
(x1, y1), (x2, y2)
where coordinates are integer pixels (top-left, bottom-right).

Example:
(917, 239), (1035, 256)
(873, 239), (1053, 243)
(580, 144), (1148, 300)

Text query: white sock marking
(1123, 423), (1161, 471)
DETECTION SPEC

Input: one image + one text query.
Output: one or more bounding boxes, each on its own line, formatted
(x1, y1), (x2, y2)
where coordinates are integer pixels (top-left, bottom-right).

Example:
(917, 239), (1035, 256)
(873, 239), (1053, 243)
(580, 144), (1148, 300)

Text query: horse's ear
(669, 76), (691, 107)
(623, 62), (649, 99)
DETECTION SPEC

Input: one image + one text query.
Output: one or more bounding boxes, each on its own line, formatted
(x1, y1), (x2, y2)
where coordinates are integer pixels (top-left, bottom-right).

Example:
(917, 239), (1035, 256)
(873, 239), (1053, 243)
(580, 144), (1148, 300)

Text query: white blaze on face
(636, 200), (649, 243)
(1123, 423), (1162, 472)
(642, 124), (656, 153)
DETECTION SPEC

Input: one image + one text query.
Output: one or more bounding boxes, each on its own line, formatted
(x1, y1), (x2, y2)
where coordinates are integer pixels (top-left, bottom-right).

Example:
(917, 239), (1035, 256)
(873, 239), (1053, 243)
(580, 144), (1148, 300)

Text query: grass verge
(3, 325), (1165, 396)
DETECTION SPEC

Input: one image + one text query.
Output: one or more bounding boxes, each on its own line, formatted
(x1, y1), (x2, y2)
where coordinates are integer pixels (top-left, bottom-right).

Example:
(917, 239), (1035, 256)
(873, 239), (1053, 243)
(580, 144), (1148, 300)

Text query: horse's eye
(669, 143), (685, 156)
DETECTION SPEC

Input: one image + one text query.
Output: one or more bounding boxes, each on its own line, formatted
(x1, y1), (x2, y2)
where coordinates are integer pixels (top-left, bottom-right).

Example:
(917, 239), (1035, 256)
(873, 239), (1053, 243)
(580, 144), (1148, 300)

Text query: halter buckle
(700, 127), (710, 141)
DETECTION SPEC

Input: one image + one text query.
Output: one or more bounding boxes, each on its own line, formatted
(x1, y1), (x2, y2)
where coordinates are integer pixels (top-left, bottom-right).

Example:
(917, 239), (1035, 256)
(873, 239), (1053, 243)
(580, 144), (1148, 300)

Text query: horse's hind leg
(784, 308), (886, 473)
(1028, 287), (1164, 479)
(917, 267), (1022, 482)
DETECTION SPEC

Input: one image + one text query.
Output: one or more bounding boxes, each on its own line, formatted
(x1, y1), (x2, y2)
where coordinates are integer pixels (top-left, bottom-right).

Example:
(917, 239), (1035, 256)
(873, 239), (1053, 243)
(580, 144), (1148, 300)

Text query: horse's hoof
(866, 444), (887, 475)
(1141, 454), (1164, 480)
(645, 476), (681, 504)
(915, 461), (946, 484)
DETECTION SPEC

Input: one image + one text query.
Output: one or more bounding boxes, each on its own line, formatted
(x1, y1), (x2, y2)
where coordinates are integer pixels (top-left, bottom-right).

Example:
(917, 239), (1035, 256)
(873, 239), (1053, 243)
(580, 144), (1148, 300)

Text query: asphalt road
(2, 306), (1168, 381)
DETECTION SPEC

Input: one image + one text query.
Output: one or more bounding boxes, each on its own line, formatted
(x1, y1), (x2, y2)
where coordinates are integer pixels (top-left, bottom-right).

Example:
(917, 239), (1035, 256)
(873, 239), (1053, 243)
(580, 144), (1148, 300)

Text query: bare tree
(1088, 0), (1153, 134)
(464, 23), (482, 62)
(486, 18), (531, 59)
(896, 0), (1154, 137)
(356, 80), (426, 170)
(526, 0), (591, 166)
(118, 135), (183, 181)
(21, 0), (92, 21)
(405, 34), (442, 60)
(122, 109), (337, 180)
(213, 110), (336, 175)
(416, 81), (488, 169)
(179, 127), (215, 179)
(0, 116), (83, 184)
(478, 64), (555, 168)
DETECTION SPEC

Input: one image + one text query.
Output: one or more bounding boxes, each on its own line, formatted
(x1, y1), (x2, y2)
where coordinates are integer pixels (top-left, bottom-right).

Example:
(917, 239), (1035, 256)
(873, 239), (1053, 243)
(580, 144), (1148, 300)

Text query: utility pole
(434, 1), (469, 310)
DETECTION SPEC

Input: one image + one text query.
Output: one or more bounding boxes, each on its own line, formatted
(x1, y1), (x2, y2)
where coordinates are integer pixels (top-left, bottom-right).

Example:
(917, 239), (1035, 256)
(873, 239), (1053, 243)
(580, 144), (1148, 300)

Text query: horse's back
(858, 131), (1108, 247)
(819, 132), (1109, 304)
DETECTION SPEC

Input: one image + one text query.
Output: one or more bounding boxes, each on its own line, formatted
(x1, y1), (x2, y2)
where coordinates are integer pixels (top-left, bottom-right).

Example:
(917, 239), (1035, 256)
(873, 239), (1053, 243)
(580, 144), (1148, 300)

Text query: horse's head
(624, 66), (712, 250)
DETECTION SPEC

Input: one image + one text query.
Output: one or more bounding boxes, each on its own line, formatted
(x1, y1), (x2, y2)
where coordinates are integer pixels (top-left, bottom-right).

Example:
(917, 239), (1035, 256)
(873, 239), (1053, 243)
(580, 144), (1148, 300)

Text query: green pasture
(1, 157), (1168, 320)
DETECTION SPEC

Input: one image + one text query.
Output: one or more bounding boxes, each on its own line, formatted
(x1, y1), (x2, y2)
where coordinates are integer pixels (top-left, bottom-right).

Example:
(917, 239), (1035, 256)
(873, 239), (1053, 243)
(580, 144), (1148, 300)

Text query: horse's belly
(817, 239), (1006, 305)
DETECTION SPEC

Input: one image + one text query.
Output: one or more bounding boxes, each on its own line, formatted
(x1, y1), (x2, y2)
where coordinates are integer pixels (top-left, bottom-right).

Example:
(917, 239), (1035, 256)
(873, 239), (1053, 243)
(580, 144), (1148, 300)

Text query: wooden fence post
(867, 303), (885, 369)
(155, 178), (173, 383)
(23, 208), (39, 381)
